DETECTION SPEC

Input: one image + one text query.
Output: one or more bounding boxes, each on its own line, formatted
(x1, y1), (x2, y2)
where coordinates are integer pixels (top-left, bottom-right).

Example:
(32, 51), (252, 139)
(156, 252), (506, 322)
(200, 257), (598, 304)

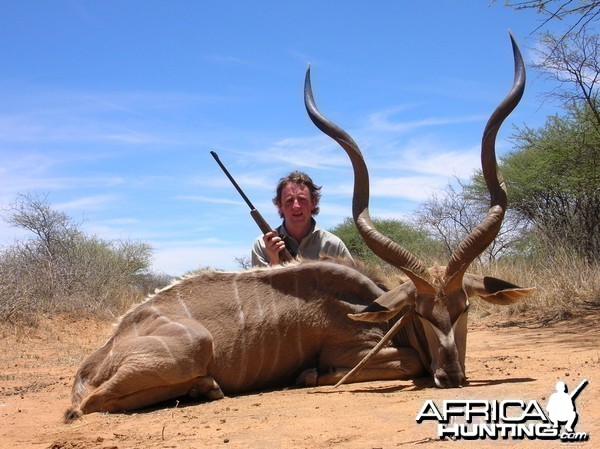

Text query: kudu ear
(348, 282), (417, 322)
(463, 274), (536, 305)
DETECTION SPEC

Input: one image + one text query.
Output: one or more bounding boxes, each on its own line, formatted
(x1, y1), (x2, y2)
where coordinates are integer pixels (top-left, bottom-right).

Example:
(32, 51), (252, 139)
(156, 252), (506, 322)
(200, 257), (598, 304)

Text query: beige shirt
(251, 219), (352, 267)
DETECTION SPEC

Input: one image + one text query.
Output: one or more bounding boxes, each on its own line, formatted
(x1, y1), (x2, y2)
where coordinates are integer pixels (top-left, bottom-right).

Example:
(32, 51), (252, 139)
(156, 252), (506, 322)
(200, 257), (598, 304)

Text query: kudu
(304, 32), (535, 388)
(65, 34), (534, 421)
(65, 260), (425, 420)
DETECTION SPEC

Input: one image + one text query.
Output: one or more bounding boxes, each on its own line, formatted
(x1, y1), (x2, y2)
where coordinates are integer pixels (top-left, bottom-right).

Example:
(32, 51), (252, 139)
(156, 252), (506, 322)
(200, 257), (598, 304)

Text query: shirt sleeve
(315, 229), (353, 261)
(337, 240), (354, 260)
(251, 236), (270, 268)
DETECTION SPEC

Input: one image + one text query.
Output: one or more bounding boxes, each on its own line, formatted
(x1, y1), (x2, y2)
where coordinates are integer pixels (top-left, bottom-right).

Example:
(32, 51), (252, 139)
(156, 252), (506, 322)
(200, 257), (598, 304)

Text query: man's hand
(262, 231), (287, 266)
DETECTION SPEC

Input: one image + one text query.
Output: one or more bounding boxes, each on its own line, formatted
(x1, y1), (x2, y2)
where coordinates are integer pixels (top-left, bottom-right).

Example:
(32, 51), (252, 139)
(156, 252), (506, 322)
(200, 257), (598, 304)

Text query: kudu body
(65, 261), (423, 420)
(304, 32), (535, 388)
(66, 33), (535, 420)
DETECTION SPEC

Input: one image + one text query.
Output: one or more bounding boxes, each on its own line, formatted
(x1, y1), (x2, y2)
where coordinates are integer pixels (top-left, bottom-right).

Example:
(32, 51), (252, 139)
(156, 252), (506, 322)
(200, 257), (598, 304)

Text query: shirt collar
(279, 218), (318, 243)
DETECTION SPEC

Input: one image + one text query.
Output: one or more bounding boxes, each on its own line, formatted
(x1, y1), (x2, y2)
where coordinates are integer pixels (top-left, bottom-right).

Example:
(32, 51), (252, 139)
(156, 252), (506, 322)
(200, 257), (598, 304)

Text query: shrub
(0, 194), (170, 323)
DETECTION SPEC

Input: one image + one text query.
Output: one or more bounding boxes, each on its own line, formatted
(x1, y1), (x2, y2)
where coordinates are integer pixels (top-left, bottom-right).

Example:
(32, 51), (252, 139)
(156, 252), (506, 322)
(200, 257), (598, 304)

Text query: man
(251, 171), (352, 267)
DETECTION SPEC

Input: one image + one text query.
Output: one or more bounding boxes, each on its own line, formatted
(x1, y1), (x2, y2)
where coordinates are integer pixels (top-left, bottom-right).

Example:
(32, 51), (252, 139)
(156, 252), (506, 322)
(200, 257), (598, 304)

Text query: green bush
(0, 194), (170, 323)
(329, 217), (444, 270)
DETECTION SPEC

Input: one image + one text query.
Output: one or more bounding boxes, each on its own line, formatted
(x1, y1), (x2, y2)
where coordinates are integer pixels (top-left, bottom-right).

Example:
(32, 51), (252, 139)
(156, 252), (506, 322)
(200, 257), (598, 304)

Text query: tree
(462, 102), (599, 262)
(414, 179), (531, 264)
(502, 1), (600, 38)
(483, 7), (600, 262)
(501, 102), (600, 262)
(235, 255), (252, 270)
(533, 31), (600, 129)
(329, 217), (443, 268)
(4, 193), (81, 262)
(0, 193), (158, 321)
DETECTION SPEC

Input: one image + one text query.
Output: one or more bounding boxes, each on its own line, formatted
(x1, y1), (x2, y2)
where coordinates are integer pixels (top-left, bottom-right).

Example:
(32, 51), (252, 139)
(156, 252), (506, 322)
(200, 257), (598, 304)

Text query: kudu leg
(79, 375), (224, 414)
(297, 346), (424, 387)
(73, 320), (221, 416)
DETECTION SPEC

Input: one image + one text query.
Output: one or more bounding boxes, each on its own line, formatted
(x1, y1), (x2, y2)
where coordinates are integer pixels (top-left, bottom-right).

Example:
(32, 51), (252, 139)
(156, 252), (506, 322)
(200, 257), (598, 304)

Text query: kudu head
(304, 33), (536, 388)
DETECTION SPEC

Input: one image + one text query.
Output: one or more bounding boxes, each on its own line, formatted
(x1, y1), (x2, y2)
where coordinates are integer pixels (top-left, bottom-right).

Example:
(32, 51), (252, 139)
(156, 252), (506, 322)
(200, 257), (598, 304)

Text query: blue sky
(0, 1), (567, 274)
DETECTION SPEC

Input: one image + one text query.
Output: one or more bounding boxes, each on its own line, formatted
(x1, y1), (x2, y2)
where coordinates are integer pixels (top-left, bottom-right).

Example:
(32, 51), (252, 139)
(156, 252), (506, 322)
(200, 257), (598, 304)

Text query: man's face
(277, 183), (315, 226)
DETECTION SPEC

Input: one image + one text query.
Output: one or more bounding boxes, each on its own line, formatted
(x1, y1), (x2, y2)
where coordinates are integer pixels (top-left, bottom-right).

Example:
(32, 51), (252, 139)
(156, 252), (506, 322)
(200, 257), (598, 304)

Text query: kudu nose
(434, 368), (466, 389)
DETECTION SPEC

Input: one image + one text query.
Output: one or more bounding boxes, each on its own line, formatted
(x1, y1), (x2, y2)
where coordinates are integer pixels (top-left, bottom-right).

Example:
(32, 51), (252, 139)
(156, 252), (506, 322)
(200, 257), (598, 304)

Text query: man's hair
(273, 171), (322, 217)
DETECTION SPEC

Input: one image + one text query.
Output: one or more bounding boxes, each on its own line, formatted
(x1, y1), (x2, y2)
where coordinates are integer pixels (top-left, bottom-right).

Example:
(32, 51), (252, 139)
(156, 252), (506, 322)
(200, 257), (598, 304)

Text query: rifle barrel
(210, 151), (255, 210)
(210, 150), (295, 262)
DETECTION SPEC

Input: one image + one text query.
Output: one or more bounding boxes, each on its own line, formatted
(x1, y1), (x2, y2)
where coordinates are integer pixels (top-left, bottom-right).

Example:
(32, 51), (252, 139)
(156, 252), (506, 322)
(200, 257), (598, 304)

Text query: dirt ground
(1, 313), (598, 449)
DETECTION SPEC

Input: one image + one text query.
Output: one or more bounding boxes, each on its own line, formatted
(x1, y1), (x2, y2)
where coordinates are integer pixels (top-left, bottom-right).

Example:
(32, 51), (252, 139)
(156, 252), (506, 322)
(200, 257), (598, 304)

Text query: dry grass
(368, 243), (600, 326)
(469, 248), (600, 325)
(2, 247), (598, 331)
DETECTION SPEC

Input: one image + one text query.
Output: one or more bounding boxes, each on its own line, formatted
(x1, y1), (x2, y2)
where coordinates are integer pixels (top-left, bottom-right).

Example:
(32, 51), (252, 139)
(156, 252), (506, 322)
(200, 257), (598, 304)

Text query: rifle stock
(250, 209), (273, 236)
(250, 210), (294, 263)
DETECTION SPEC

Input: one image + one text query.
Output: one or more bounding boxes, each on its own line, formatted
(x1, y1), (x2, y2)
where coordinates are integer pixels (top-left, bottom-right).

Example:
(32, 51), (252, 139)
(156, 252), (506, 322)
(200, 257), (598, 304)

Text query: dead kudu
(64, 260), (422, 420)
(65, 34), (534, 421)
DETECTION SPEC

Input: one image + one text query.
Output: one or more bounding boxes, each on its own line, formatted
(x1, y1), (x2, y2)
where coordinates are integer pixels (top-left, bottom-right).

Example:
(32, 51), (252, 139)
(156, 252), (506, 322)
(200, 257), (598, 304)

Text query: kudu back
(304, 32), (535, 388)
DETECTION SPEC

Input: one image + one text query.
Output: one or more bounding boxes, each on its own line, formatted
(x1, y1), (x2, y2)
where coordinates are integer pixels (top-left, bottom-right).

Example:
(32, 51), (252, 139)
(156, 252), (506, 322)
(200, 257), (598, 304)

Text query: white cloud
(367, 106), (485, 133)
(100, 217), (139, 225)
(261, 135), (349, 170)
(397, 142), (480, 178)
(371, 176), (445, 202)
(55, 194), (120, 211)
(177, 195), (244, 206)
(0, 89), (221, 145)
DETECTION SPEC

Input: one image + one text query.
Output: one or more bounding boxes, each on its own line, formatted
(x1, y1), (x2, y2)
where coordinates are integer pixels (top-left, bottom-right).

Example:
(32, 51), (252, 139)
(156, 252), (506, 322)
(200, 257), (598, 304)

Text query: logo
(416, 379), (589, 442)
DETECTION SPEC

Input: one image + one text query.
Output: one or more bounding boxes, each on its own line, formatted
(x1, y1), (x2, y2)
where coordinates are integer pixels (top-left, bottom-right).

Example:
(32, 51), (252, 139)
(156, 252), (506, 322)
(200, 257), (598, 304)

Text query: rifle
(210, 151), (295, 263)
